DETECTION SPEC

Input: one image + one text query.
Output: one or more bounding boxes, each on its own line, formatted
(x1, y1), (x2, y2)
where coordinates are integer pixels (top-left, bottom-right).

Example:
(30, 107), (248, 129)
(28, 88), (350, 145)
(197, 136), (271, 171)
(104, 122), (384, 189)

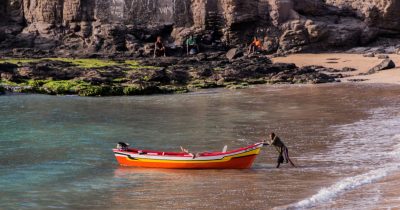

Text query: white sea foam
(281, 163), (399, 209)
(279, 107), (400, 209)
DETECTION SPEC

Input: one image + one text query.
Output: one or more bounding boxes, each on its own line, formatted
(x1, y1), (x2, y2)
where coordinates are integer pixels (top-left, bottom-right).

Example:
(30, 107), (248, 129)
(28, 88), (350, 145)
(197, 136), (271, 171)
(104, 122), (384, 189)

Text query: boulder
(367, 59), (396, 74)
(226, 48), (243, 61)
(279, 20), (308, 51)
(262, 36), (279, 53)
(305, 20), (328, 43)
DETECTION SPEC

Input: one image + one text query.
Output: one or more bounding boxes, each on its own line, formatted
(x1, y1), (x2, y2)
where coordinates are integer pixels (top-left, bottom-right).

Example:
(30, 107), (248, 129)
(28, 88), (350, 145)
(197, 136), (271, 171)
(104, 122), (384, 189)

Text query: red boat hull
(113, 143), (263, 169)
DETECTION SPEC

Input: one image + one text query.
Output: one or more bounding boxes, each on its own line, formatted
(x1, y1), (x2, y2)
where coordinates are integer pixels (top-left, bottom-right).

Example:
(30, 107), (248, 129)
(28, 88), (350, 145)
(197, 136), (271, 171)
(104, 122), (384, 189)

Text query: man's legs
(276, 147), (284, 168)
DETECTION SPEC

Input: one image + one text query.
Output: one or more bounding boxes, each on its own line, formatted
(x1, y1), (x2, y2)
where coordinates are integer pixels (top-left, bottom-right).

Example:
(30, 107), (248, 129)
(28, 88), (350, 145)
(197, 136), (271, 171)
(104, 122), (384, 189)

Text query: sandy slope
(272, 53), (400, 84)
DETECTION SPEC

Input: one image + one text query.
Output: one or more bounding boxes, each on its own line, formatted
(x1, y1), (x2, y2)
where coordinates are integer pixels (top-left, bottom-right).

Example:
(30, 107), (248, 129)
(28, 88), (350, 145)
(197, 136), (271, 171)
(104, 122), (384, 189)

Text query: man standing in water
(264, 132), (296, 168)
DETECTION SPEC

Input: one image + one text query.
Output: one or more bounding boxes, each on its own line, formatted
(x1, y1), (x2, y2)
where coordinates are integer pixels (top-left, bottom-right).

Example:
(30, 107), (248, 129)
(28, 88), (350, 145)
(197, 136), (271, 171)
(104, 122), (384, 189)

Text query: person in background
(248, 36), (262, 54)
(154, 36), (166, 58)
(186, 35), (199, 55)
(263, 132), (296, 168)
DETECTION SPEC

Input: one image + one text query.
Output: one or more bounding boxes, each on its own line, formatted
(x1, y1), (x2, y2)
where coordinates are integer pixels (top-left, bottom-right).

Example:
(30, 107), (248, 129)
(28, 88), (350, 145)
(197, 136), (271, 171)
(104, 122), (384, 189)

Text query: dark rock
(269, 63), (297, 71)
(195, 67), (213, 78)
(80, 70), (106, 85)
(377, 54), (389, 59)
(169, 69), (189, 84)
(363, 53), (375, 57)
(148, 68), (170, 84)
(195, 53), (207, 62)
(348, 79), (369, 82)
(0, 63), (18, 73)
(367, 59), (396, 74)
(140, 57), (179, 67)
(342, 67), (357, 72)
(226, 48), (243, 61)
(0, 54), (339, 96)
(0, 86), (5, 94)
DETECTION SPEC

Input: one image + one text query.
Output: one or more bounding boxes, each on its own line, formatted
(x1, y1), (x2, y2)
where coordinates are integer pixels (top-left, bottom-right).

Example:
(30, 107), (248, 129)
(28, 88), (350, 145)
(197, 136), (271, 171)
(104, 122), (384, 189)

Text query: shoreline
(272, 53), (400, 85)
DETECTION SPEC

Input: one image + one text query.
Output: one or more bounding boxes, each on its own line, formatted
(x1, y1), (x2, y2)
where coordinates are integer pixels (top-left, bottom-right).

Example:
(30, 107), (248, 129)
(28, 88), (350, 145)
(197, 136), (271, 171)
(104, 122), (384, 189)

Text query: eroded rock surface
(0, 0), (399, 56)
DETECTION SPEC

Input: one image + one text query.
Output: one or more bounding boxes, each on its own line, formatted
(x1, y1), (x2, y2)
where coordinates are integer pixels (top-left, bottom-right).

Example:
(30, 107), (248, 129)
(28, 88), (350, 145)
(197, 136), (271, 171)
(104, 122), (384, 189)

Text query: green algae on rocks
(0, 56), (338, 96)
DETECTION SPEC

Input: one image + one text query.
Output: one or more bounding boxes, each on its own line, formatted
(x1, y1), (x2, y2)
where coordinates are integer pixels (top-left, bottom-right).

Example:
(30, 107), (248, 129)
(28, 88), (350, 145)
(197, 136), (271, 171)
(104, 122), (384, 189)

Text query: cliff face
(326, 0), (400, 31)
(0, 0), (399, 56)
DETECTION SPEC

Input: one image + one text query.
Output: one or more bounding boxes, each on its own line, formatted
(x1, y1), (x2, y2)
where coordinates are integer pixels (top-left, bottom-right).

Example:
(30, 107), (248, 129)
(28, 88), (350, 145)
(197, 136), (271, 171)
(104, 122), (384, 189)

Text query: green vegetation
(47, 58), (120, 68)
(27, 79), (47, 88)
(0, 58), (221, 96)
(123, 85), (143, 95)
(213, 67), (224, 71)
(0, 58), (120, 68)
(124, 60), (139, 66)
(160, 85), (189, 94)
(0, 79), (20, 86)
(42, 80), (88, 94)
(0, 58), (40, 65)
(112, 78), (129, 83)
(78, 85), (108, 96)
(125, 60), (158, 70)
(0, 58), (158, 70)
(226, 82), (249, 89)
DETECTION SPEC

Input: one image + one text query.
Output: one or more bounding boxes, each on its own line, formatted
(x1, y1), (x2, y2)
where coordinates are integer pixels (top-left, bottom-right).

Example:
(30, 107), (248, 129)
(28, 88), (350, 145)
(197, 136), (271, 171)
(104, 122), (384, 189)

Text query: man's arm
(262, 139), (269, 146)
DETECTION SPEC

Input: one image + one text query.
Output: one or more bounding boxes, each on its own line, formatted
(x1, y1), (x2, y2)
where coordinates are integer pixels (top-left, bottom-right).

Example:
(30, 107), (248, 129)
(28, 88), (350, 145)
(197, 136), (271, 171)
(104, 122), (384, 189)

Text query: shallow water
(1, 83), (399, 209)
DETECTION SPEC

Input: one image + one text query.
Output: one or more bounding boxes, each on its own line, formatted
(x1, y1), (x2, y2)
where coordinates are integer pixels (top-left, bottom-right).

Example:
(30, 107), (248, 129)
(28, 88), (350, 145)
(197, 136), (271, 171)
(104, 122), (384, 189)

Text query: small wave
(279, 110), (400, 209)
(311, 107), (400, 166)
(279, 163), (399, 210)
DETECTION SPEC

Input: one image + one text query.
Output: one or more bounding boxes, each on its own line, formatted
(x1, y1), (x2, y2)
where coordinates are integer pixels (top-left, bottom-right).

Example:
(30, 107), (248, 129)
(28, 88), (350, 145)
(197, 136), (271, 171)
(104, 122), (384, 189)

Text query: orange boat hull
(115, 154), (258, 169)
(113, 143), (263, 169)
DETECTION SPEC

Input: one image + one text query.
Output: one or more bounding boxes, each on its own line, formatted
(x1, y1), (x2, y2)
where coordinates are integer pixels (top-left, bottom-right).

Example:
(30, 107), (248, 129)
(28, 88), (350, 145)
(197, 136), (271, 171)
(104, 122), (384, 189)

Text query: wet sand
(272, 53), (400, 84)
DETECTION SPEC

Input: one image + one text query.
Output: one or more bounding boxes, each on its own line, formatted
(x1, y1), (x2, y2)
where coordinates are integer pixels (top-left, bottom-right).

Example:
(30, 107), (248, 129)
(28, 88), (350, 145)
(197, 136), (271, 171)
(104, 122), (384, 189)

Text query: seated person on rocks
(154, 36), (166, 57)
(186, 35), (199, 55)
(248, 36), (262, 54)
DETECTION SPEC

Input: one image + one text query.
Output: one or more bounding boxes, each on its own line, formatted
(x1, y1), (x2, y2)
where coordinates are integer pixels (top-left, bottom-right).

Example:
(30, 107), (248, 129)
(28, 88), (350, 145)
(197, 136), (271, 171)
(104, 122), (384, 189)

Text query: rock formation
(0, 0), (399, 57)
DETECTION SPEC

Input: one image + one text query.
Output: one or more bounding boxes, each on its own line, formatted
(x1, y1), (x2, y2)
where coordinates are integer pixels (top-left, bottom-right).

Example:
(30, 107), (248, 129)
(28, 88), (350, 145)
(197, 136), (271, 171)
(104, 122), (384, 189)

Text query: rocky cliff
(1, 0), (399, 57)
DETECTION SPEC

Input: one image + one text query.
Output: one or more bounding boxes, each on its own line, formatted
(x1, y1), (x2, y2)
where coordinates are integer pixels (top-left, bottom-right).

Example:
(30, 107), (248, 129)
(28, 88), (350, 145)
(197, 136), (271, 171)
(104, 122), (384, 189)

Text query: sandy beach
(272, 53), (400, 84)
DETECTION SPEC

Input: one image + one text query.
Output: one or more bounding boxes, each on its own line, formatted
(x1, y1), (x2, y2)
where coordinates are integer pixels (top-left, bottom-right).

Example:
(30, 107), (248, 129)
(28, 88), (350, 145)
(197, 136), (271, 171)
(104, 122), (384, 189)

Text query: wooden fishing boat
(113, 142), (264, 169)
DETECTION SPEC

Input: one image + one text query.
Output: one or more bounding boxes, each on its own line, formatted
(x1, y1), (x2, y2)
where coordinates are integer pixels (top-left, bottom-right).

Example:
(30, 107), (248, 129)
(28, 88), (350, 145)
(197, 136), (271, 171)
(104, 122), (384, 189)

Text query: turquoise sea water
(1, 84), (400, 209)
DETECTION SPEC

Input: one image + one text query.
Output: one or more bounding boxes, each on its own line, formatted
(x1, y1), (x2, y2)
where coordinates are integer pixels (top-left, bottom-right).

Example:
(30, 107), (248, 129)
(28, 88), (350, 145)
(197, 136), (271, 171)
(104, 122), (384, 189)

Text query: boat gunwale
(113, 142), (263, 161)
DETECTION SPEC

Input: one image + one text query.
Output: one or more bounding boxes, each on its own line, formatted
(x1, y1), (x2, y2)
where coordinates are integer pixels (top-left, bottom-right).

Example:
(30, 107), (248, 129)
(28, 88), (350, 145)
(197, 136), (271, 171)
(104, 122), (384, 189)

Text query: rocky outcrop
(0, 55), (339, 96)
(0, 0), (400, 56)
(325, 0), (400, 32)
